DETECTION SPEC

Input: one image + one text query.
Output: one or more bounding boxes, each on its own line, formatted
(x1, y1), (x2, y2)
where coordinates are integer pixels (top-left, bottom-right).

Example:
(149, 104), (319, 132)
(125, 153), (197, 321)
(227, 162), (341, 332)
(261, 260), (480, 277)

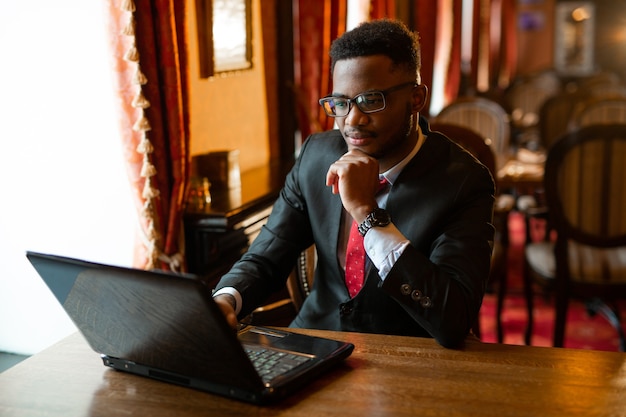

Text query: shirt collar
(380, 125), (426, 185)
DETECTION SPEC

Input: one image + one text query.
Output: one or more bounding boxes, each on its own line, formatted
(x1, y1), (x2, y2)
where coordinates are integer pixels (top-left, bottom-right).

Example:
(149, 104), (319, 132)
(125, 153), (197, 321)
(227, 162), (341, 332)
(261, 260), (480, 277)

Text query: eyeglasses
(318, 82), (417, 117)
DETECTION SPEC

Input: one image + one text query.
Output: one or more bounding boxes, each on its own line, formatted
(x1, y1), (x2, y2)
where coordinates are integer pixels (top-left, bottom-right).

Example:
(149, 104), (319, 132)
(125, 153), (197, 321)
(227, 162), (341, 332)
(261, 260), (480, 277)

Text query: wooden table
(1, 330), (625, 417)
(496, 158), (544, 191)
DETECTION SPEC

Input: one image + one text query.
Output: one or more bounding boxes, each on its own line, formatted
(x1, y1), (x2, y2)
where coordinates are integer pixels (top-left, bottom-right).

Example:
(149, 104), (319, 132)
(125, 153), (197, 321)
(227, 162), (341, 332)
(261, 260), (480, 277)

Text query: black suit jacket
(216, 119), (495, 348)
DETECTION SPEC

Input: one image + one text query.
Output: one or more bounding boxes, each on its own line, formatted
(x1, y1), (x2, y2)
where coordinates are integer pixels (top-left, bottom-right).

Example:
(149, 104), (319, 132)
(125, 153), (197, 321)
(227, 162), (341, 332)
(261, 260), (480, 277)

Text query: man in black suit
(213, 19), (495, 348)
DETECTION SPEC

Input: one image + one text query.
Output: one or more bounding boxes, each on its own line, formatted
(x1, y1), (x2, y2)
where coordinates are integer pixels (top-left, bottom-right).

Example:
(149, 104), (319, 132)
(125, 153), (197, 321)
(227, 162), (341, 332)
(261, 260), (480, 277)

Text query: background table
(1, 329), (625, 417)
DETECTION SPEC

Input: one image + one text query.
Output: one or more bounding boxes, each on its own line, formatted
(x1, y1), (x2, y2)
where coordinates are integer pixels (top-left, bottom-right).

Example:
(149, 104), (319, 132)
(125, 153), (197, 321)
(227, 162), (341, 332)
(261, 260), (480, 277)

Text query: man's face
(330, 55), (427, 170)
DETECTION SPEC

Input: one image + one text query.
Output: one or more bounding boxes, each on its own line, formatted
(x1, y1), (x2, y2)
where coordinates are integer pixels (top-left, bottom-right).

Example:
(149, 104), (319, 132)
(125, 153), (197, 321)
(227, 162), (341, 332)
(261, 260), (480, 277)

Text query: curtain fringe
(133, 115), (152, 132)
(120, 0), (163, 270)
(141, 198), (155, 217)
(140, 161), (157, 178)
(121, 0), (136, 13)
(142, 179), (160, 199)
(133, 65), (148, 85)
(136, 137), (154, 154)
(132, 91), (151, 109)
(124, 43), (140, 62)
(122, 15), (135, 36)
(158, 252), (184, 273)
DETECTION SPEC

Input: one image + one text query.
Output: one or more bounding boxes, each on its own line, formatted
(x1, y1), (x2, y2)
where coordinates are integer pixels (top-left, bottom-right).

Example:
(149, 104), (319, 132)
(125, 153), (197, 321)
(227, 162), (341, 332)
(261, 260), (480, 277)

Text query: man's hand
(326, 149), (380, 223)
(213, 294), (239, 330)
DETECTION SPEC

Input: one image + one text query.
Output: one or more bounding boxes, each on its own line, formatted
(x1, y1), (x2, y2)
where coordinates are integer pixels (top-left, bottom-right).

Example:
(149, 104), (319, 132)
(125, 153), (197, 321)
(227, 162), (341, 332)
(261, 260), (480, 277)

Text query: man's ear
(412, 84), (428, 112)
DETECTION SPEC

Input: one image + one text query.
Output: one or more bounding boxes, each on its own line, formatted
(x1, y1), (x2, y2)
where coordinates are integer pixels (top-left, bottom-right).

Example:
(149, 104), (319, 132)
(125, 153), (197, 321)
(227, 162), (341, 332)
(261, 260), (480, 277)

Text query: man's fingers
(214, 295), (239, 330)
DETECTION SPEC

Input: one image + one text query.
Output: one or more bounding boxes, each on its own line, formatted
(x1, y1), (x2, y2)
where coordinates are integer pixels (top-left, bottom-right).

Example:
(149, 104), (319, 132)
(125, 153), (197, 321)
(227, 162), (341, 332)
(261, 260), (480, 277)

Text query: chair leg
(472, 317), (481, 340)
(553, 293), (569, 348)
(524, 213), (533, 246)
(586, 298), (626, 352)
(495, 266), (507, 343)
(522, 258), (535, 345)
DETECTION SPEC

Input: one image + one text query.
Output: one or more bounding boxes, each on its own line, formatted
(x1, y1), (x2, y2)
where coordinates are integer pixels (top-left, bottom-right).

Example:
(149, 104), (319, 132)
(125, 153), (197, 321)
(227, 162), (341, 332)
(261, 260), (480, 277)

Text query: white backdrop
(0, 1), (136, 355)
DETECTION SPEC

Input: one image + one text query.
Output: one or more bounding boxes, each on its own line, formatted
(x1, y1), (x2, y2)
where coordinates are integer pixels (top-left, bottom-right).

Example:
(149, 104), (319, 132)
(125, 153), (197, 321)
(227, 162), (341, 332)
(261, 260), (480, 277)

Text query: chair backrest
(433, 97), (511, 158)
(504, 70), (562, 129)
(429, 122), (496, 176)
(538, 90), (590, 150)
(576, 71), (626, 98)
(570, 96), (626, 129)
(546, 123), (626, 250)
(285, 245), (317, 311)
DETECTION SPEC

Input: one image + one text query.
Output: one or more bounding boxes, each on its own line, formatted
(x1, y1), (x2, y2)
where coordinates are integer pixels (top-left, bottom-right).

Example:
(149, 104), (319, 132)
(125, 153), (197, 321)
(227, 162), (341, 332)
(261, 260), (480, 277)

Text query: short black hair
(329, 19), (421, 81)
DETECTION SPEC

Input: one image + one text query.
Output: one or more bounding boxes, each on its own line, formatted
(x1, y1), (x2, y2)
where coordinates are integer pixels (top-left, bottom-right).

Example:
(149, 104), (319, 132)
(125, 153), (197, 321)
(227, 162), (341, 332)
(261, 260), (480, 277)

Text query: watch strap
(357, 208), (390, 237)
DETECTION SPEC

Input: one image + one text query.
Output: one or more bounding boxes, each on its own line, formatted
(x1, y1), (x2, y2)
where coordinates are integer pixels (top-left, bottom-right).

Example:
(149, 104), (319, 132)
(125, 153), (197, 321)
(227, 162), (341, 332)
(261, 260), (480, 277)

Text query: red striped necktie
(345, 178), (389, 298)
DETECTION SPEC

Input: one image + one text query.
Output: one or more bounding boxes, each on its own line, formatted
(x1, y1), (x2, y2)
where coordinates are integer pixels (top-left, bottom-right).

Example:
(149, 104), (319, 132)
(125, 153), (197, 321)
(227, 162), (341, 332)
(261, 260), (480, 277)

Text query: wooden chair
(431, 122), (515, 342)
(504, 70), (562, 147)
(537, 90), (590, 151)
(519, 93), (626, 246)
(569, 96), (626, 129)
(520, 90), (626, 241)
(576, 71), (626, 98)
(518, 89), (591, 245)
(433, 97), (540, 250)
(246, 245), (314, 327)
(433, 97), (512, 161)
(523, 124), (626, 350)
(524, 95), (626, 259)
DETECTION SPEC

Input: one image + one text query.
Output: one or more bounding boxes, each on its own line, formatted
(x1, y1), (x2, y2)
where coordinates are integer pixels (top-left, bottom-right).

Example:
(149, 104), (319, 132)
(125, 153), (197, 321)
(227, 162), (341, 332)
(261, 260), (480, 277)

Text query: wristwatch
(357, 208), (391, 237)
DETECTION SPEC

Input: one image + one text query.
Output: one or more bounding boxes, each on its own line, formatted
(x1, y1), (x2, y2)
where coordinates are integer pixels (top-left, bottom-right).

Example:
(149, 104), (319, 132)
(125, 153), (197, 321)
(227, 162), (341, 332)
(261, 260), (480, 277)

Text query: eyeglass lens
(321, 92), (385, 117)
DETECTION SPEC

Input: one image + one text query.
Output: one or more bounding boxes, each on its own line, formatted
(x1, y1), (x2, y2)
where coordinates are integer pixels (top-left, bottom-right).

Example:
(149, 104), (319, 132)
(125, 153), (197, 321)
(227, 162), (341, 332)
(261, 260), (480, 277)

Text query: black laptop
(26, 251), (354, 404)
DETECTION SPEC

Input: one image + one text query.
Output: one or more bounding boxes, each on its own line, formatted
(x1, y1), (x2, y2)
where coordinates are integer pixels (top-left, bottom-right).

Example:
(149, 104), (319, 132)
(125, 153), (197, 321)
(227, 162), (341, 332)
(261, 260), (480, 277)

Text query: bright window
(0, 1), (136, 355)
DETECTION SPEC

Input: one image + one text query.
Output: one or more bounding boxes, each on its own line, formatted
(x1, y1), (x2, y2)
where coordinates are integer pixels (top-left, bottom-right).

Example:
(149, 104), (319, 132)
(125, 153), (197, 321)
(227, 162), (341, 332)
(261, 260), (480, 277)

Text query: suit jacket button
(340, 304), (353, 315)
(400, 284), (412, 295)
(420, 297), (433, 308)
(411, 289), (422, 301)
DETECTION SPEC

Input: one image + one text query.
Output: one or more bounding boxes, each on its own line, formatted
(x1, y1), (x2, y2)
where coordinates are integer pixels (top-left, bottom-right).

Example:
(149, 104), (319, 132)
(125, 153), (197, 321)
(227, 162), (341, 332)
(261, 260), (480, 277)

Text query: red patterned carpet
(478, 212), (626, 352)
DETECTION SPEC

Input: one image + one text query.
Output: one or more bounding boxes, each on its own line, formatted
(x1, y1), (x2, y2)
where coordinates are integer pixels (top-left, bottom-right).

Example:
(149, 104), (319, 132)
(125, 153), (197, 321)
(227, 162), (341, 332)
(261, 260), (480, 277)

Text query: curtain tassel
(121, 0), (136, 13)
(133, 66), (148, 85)
(146, 221), (158, 241)
(136, 137), (154, 154)
(124, 43), (140, 62)
(122, 15), (136, 36)
(132, 91), (150, 109)
(133, 115), (152, 132)
(158, 252), (184, 273)
(141, 161), (157, 178)
(142, 180), (161, 199)
(141, 199), (155, 218)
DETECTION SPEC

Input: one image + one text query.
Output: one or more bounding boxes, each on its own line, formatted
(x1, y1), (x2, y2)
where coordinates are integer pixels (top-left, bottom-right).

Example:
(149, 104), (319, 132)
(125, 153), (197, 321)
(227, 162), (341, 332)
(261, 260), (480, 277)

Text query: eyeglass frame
(318, 82), (418, 117)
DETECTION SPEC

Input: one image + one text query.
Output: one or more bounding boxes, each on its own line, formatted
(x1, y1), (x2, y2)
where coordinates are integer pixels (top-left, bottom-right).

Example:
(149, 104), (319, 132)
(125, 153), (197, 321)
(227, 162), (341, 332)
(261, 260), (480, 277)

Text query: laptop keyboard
(244, 345), (312, 383)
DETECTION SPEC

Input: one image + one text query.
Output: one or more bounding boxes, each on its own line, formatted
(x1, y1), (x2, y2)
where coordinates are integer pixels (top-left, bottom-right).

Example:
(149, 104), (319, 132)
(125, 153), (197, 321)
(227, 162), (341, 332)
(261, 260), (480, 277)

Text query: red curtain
(487, 0), (500, 87)
(370, 0), (395, 19)
(449, 0), (517, 98)
(104, 0), (190, 271)
(444, 0), (463, 103)
(413, 1), (437, 117)
(471, 0), (481, 91)
(469, 0), (518, 93)
(293, 0), (347, 140)
(500, 0), (518, 87)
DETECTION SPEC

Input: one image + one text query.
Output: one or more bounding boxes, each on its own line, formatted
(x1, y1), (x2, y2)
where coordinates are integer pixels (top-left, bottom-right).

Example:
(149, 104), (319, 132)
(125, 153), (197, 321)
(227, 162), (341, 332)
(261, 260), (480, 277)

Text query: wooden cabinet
(183, 160), (292, 285)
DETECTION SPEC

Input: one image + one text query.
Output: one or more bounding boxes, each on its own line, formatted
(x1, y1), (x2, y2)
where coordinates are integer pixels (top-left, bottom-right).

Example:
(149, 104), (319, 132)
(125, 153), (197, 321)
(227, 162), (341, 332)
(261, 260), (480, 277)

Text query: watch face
(372, 208), (391, 226)
(358, 208), (391, 236)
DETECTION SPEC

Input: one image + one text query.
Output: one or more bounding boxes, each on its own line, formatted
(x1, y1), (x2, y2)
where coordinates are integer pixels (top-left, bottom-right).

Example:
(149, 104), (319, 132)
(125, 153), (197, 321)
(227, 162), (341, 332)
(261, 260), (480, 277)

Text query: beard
(372, 104), (416, 159)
